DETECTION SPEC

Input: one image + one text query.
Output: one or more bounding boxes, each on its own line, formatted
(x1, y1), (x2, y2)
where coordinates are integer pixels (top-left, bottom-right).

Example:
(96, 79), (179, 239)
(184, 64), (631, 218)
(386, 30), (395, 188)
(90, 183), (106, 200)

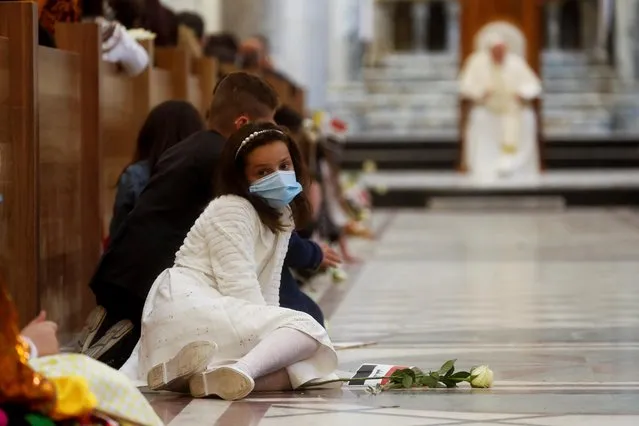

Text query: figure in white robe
(459, 34), (542, 184)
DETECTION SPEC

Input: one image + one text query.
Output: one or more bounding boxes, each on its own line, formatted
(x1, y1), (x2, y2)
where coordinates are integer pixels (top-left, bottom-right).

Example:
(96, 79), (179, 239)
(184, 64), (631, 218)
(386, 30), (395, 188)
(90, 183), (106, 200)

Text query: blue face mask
(249, 171), (302, 209)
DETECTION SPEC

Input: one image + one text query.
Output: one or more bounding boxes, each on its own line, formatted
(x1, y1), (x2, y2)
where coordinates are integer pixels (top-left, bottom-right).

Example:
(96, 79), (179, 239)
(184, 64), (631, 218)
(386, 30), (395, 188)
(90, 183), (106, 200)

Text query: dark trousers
(280, 267), (325, 327)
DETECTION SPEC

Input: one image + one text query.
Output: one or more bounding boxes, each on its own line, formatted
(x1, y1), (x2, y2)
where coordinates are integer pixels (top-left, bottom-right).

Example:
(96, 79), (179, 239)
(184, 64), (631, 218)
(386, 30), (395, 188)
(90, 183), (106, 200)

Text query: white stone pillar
(547, 1), (561, 51)
(594, 0), (614, 62)
(263, 0), (330, 111)
(372, 0), (392, 64)
(327, 0), (353, 85)
(198, 0), (222, 33)
(413, 1), (429, 52)
(615, 0), (639, 83)
(446, 0), (460, 56)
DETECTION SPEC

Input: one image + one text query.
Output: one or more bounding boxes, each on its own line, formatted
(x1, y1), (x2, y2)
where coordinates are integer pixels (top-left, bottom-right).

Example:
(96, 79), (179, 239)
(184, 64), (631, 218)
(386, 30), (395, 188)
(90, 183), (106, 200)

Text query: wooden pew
(0, 2), (38, 327)
(190, 56), (218, 116)
(0, 6), (260, 334)
(94, 41), (153, 233)
(0, 2), (100, 335)
(153, 47), (220, 114)
(264, 72), (307, 117)
(154, 47), (188, 104)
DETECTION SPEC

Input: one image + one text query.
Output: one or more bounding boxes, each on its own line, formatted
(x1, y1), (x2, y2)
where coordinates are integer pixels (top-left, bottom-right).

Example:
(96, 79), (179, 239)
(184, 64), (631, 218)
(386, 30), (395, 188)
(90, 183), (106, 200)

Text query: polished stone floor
(146, 208), (639, 425)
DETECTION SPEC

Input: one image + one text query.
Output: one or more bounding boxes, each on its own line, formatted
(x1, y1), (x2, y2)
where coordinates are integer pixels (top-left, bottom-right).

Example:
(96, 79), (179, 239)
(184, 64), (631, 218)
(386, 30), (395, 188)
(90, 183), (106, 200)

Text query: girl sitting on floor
(120, 122), (338, 400)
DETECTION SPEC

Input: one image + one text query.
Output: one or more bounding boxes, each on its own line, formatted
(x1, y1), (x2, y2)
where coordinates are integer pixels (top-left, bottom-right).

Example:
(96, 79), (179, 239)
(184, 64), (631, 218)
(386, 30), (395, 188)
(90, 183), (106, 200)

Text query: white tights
(232, 327), (319, 391)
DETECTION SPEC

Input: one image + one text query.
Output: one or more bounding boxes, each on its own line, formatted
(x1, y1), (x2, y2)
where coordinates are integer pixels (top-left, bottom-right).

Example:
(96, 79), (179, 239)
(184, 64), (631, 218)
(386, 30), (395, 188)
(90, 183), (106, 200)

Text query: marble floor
(146, 208), (639, 425)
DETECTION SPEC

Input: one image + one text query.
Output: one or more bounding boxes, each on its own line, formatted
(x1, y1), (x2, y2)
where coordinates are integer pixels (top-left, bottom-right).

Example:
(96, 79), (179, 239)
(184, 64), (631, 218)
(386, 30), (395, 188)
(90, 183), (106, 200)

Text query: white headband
(235, 129), (286, 159)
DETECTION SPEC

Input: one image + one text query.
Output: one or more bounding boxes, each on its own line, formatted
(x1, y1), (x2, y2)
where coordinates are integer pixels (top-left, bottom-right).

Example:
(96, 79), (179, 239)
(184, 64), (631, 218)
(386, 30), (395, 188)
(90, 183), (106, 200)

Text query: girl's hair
(216, 122), (312, 232)
(125, 100), (204, 174)
(274, 106), (316, 177)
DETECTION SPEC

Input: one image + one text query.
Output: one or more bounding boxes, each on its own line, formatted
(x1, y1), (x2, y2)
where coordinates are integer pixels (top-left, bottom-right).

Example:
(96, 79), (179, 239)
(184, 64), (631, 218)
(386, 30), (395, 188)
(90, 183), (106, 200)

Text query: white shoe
(189, 366), (255, 401)
(147, 341), (216, 392)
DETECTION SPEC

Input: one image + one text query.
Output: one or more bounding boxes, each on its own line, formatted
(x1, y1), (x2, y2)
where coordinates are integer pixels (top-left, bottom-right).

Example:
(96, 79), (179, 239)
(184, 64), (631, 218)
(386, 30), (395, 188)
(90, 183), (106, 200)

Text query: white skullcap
(486, 32), (506, 48)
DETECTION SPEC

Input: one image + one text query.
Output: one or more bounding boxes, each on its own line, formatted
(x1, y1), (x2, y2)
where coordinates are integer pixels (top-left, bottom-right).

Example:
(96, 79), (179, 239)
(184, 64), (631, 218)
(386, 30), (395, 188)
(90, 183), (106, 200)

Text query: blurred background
(156, 0), (639, 207)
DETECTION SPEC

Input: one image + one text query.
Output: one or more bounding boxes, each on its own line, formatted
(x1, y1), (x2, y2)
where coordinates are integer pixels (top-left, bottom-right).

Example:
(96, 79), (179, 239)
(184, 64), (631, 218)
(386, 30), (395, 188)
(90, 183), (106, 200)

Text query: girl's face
(244, 140), (294, 184)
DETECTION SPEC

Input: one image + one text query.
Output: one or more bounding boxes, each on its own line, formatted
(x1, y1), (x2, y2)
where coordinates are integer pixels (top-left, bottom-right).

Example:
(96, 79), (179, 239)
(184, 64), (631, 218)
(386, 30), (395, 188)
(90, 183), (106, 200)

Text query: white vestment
(459, 51), (542, 184)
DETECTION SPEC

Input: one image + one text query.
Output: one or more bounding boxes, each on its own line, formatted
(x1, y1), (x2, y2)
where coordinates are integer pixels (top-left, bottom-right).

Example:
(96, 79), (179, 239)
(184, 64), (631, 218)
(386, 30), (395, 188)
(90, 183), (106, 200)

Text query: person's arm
(203, 196), (267, 305)
(109, 168), (137, 238)
(515, 58), (542, 101)
(20, 311), (59, 358)
(285, 232), (323, 270)
(459, 52), (489, 102)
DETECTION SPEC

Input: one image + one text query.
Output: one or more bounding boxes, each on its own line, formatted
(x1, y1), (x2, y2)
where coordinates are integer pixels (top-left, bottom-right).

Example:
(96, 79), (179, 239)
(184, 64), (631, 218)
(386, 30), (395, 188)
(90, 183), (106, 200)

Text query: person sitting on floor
(82, 72), (336, 370)
(204, 32), (239, 64)
(177, 10), (205, 58)
(83, 73), (278, 369)
(281, 233), (340, 327)
(109, 100), (204, 240)
(120, 122), (338, 401)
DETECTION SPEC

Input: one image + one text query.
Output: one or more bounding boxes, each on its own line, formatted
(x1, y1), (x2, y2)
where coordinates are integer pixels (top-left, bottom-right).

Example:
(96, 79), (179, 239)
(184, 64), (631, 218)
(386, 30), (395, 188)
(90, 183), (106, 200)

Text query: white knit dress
(121, 195), (337, 388)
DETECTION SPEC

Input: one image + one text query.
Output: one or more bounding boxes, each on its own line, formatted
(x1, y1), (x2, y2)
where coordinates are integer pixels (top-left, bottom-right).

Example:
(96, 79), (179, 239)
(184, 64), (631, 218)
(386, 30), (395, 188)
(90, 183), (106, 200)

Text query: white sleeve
(514, 58), (542, 100)
(202, 197), (267, 305)
(21, 335), (38, 360)
(459, 53), (488, 101)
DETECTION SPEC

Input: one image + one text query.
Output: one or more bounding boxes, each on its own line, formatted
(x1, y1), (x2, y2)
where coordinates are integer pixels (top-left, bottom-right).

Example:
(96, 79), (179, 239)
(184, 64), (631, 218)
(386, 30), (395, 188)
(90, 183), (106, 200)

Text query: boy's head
(207, 72), (279, 138)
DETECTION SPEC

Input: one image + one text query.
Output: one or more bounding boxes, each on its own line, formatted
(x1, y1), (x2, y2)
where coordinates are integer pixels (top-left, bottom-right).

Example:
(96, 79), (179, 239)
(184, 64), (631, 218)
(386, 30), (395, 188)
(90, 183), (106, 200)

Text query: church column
(546, 0), (561, 51)
(446, 0), (460, 56)
(412, 0), (428, 52)
(614, 0), (636, 83)
(593, 0), (614, 62)
(635, 1), (639, 80)
(221, 0), (264, 40)
(200, 0), (222, 32)
(262, 0), (330, 110)
(372, 0), (392, 64)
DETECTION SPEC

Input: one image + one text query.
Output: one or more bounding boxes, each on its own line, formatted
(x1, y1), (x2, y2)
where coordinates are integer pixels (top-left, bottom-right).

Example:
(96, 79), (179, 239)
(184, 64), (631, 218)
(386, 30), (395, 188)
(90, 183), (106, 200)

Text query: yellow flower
(49, 376), (97, 420)
(331, 267), (348, 283)
(374, 185), (388, 195)
(501, 144), (517, 154)
(362, 160), (378, 173)
(469, 365), (494, 388)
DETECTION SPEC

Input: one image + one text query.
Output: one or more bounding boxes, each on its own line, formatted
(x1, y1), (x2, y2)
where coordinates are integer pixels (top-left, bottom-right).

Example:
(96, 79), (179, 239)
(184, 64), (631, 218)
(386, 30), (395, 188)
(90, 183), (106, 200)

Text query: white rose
(469, 365), (494, 388)
(331, 267), (348, 283)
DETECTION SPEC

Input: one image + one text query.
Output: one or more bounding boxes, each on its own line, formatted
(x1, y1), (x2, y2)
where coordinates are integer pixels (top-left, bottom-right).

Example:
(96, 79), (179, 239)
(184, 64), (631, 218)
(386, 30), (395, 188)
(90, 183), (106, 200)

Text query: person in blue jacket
(109, 100), (204, 239)
(283, 233), (340, 327)
(275, 107), (341, 327)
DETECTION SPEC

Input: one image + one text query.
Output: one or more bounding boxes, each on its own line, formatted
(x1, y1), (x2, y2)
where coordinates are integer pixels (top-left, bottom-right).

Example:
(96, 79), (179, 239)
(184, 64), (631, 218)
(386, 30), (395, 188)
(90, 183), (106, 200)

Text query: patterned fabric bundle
(0, 280), (163, 426)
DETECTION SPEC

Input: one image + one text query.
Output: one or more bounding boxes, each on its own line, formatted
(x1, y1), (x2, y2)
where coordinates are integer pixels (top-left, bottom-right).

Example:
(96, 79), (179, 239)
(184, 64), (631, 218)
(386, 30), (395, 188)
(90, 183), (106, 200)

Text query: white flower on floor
(469, 365), (494, 388)
(301, 359), (495, 393)
(331, 267), (348, 283)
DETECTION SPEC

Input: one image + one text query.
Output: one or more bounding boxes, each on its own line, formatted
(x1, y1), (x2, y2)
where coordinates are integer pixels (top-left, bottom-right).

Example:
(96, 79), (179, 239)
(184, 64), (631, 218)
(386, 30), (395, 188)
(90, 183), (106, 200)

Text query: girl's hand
(320, 243), (342, 269)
